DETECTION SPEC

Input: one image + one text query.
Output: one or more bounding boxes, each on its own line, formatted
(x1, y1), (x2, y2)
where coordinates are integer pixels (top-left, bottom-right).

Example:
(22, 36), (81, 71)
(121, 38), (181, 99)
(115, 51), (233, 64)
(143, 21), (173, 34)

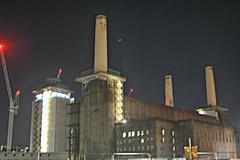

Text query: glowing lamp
(58, 68), (62, 73)
(122, 119), (127, 124)
(16, 90), (21, 95)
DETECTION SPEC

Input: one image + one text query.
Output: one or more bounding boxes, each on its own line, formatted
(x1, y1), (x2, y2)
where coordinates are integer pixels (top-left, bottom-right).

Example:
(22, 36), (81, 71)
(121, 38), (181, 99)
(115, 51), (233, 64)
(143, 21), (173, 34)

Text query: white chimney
(94, 15), (108, 73)
(205, 66), (217, 106)
(164, 75), (174, 107)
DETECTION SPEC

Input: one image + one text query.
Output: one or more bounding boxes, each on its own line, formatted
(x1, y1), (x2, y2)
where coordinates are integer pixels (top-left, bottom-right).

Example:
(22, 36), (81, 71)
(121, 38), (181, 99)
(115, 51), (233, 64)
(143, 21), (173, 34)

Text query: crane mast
(0, 45), (20, 151)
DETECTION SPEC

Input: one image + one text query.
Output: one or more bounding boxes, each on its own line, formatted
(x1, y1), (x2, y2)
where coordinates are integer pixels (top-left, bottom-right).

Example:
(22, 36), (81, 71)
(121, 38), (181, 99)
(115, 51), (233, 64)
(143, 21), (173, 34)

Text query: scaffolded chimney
(164, 75), (174, 107)
(94, 15), (108, 73)
(205, 66), (217, 106)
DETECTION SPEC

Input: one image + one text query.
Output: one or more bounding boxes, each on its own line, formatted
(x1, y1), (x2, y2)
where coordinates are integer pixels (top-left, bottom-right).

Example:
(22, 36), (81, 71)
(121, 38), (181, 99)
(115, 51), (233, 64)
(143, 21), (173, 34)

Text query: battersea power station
(1, 15), (240, 160)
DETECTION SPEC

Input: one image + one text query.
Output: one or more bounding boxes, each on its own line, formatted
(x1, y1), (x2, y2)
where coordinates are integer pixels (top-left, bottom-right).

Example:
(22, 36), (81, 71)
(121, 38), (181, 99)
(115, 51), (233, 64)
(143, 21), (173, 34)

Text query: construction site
(0, 15), (240, 160)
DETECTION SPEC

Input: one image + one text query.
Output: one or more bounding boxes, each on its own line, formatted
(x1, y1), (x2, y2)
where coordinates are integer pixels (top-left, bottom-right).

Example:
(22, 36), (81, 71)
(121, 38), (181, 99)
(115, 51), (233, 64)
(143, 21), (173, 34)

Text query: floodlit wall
(30, 88), (72, 153)
(80, 79), (123, 159)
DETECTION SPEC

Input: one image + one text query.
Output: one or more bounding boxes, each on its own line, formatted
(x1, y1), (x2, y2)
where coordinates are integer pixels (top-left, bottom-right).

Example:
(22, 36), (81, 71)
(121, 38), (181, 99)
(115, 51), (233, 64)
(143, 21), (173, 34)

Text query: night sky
(0, 0), (240, 146)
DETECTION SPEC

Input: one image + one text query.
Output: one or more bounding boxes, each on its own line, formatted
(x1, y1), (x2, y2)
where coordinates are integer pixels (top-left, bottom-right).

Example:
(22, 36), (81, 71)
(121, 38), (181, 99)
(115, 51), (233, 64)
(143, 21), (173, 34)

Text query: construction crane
(0, 45), (21, 151)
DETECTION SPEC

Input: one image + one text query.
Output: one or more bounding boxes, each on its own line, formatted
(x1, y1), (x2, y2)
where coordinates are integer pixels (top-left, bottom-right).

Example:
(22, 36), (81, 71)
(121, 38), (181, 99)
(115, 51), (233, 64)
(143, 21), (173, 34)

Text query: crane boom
(0, 45), (20, 151)
(0, 46), (14, 106)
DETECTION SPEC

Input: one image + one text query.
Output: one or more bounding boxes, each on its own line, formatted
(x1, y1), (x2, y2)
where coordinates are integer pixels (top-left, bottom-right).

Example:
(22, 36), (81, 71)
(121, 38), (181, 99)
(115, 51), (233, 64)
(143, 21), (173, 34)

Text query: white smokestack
(164, 75), (174, 107)
(94, 15), (108, 73)
(205, 66), (217, 106)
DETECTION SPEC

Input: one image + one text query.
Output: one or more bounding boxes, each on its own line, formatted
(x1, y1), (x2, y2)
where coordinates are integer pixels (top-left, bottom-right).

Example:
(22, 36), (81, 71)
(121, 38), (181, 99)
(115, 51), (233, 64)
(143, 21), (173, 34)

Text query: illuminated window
(146, 129), (149, 135)
(128, 131), (131, 137)
(172, 138), (175, 144)
(137, 131), (140, 136)
(122, 132), (126, 138)
(141, 130), (144, 136)
(162, 137), (165, 143)
(70, 128), (74, 134)
(141, 138), (144, 143)
(132, 131), (135, 137)
(161, 129), (165, 136)
(171, 130), (175, 136)
(173, 146), (176, 151)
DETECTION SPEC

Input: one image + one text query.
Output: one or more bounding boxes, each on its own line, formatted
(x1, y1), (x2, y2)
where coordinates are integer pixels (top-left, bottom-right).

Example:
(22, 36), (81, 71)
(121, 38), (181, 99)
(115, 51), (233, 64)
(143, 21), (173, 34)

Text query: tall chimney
(94, 15), (108, 73)
(205, 66), (217, 106)
(164, 75), (174, 107)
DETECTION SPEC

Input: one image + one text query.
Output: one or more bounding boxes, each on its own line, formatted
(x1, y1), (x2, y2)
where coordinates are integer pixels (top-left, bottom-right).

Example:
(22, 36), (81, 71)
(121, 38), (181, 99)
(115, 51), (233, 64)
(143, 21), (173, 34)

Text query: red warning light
(0, 44), (6, 51)
(128, 88), (134, 96)
(59, 68), (62, 73)
(16, 90), (21, 95)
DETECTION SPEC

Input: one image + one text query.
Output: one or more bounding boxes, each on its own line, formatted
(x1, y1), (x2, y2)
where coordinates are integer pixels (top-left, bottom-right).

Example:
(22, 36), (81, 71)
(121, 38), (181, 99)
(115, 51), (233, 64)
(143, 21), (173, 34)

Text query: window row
(116, 145), (154, 152)
(160, 129), (175, 137)
(117, 137), (154, 145)
(122, 129), (150, 138)
(159, 137), (175, 144)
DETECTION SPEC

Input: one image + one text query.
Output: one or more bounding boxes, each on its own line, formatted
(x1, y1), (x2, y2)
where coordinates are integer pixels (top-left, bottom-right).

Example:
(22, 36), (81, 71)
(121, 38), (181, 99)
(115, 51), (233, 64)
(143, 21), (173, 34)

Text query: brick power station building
(73, 15), (240, 159)
(1, 15), (240, 160)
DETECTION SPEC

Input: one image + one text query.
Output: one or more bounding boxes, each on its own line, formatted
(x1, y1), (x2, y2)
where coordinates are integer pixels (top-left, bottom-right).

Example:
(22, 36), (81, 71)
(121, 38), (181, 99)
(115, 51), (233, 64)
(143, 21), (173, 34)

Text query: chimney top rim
(205, 65), (213, 69)
(164, 74), (172, 77)
(96, 15), (107, 19)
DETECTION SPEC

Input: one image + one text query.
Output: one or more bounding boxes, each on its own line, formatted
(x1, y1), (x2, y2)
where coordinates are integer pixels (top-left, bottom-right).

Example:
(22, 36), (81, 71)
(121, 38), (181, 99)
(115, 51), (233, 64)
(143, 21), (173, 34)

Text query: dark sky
(0, 0), (240, 146)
